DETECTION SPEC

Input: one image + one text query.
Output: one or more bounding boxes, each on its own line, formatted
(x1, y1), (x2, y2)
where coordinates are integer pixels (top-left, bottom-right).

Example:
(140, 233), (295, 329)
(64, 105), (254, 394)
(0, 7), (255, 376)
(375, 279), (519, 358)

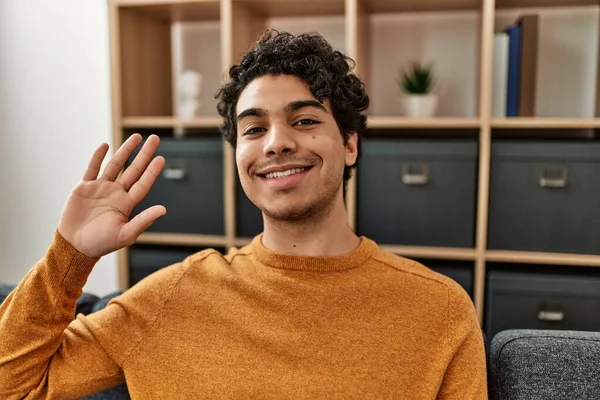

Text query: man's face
(235, 74), (358, 222)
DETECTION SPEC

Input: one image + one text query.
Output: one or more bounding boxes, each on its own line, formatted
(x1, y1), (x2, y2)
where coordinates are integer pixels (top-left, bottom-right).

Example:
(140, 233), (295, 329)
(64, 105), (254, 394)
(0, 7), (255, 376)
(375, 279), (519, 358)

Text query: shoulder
(370, 243), (465, 293)
(364, 239), (474, 314)
(367, 240), (481, 342)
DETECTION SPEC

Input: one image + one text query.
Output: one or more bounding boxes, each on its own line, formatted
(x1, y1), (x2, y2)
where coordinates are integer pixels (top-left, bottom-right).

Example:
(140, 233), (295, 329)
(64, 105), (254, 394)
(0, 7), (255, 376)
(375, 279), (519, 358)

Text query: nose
(262, 122), (297, 157)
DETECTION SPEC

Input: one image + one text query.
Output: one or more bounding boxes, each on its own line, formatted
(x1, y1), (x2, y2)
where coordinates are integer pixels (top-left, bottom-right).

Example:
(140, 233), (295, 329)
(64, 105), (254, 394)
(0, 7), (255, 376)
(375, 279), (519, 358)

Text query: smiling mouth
(259, 166), (312, 179)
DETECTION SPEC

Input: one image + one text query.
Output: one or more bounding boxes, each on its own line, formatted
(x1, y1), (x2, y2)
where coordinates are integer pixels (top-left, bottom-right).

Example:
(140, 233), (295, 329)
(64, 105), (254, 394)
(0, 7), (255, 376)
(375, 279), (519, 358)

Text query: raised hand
(57, 134), (166, 258)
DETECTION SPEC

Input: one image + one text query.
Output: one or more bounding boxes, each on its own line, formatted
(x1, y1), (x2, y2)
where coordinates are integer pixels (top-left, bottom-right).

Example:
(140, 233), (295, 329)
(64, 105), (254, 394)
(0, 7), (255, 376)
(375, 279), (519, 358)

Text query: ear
(344, 132), (358, 167)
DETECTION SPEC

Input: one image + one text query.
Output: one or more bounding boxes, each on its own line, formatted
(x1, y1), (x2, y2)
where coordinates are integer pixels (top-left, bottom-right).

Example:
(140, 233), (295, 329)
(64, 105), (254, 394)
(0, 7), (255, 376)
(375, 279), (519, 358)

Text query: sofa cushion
(91, 291), (124, 313)
(0, 283), (15, 304)
(76, 293), (101, 315)
(490, 329), (600, 400)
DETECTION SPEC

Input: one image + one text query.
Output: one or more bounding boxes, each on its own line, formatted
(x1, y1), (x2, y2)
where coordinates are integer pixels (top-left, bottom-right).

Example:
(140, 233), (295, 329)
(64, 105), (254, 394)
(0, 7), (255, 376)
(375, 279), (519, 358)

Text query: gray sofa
(489, 329), (600, 400)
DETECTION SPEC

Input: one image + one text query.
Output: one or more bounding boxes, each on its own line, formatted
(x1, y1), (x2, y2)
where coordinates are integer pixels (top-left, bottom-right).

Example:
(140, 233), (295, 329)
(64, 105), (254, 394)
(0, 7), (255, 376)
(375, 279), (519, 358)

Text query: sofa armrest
(490, 329), (600, 400)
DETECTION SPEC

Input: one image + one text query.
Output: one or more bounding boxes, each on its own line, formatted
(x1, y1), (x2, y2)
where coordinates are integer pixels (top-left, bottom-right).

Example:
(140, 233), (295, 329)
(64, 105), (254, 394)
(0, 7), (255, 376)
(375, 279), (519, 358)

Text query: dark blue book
(505, 24), (522, 117)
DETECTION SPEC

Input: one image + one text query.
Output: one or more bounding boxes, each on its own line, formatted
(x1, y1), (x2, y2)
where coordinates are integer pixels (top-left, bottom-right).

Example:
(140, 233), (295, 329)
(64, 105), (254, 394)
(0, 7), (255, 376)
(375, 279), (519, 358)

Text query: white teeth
(265, 167), (306, 179)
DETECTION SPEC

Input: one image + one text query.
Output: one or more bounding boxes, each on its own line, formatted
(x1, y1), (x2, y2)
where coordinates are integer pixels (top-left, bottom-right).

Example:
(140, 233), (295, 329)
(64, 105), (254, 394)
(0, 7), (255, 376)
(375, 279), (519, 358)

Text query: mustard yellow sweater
(0, 230), (487, 399)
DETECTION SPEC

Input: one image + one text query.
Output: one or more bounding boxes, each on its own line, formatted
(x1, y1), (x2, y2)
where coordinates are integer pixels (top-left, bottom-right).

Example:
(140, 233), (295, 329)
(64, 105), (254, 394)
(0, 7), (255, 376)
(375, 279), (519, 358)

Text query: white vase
(401, 94), (438, 118)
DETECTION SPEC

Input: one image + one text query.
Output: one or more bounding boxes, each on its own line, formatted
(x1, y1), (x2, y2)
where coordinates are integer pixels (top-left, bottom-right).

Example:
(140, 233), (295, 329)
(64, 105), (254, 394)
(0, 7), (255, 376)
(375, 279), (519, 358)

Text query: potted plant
(399, 61), (438, 118)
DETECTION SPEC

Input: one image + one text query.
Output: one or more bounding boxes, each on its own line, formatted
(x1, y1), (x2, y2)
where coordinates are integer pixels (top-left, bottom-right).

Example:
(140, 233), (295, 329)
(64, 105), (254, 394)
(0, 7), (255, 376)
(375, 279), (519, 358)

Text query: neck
(261, 194), (360, 257)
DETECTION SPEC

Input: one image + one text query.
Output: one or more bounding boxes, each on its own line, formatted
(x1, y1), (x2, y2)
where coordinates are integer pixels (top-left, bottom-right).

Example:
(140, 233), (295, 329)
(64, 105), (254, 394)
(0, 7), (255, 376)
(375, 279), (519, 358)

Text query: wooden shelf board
(233, 237), (255, 247)
(496, 0), (598, 9)
(367, 116), (481, 129)
(486, 250), (600, 267)
(122, 116), (222, 128)
(379, 244), (477, 261)
(365, 0), (481, 13)
(136, 232), (228, 247)
(235, 0), (345, 17)
(115, 0), (221, 22)
(492, 117), (600, 129)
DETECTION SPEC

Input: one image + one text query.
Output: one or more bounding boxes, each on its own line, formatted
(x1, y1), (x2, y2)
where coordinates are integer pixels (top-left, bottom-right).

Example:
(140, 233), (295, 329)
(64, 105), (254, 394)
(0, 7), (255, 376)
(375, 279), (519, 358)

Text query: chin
(262, 202), (318, 222)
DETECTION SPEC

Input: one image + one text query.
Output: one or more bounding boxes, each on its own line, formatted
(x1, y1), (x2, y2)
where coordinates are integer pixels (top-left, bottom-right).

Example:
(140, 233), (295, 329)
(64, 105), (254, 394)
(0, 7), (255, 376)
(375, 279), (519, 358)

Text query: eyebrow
(236, 99), (328, 122)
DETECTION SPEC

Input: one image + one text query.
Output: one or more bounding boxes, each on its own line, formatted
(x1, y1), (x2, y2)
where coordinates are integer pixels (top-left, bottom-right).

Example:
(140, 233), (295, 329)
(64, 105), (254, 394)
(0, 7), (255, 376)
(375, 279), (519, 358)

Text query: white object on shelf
(176, 70), (203, 120)
(493, 33), (509, 118)
(401, 94), (438, 118)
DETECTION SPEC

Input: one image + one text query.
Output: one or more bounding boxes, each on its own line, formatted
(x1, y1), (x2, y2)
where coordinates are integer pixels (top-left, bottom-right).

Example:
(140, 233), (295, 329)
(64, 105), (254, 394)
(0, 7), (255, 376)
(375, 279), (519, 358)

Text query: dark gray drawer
(357, 139), (477, 247)
(488, 140), (600, 254)
(129, 245), (223, 286)
(128, 137), (224, 235)
(485, 268), (600, 342)
(236, 179), (263, 238)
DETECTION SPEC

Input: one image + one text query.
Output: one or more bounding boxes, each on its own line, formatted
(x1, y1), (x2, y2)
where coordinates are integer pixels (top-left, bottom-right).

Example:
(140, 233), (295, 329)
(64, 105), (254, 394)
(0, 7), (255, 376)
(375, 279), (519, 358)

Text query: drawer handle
(402, 163), (429, 185)
(539, 167), (567, 188)
(538, 310), (564, 322)
(163, 168), (186, 180)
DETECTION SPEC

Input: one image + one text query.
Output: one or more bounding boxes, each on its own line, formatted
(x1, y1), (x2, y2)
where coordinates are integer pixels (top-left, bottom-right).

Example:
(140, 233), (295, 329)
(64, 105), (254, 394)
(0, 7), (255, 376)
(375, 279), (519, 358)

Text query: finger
(118, 205), (167, 247)
(83, 143), (110, 181)
(117, 134), (161, 191)
(128, 156), (166, 205)
(100, 133), (143, 181)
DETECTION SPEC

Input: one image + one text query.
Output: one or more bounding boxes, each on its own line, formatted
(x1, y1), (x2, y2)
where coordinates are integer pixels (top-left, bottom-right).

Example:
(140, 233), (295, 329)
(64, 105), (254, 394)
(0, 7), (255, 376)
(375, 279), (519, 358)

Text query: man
(0, 31), (487, 399)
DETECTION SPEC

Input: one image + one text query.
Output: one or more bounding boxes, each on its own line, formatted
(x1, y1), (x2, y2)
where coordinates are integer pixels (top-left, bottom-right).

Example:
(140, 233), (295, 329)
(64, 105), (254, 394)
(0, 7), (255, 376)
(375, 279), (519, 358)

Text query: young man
(0, 31), (487, 398)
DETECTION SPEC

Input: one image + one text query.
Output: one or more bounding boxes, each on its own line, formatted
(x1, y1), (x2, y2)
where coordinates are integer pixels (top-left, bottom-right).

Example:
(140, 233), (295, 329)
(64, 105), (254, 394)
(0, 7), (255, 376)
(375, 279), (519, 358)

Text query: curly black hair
(215, 30), (370, 184)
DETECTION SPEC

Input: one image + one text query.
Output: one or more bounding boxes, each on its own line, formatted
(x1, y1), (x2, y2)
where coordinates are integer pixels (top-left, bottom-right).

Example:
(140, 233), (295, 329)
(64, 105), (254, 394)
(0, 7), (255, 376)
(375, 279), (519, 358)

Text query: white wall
(0, 0), (118, 296)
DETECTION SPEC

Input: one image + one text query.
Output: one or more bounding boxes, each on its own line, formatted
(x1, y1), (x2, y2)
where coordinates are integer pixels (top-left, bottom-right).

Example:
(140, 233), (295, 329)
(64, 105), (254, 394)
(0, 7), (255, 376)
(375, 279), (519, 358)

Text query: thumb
(118, 205), (167, 247)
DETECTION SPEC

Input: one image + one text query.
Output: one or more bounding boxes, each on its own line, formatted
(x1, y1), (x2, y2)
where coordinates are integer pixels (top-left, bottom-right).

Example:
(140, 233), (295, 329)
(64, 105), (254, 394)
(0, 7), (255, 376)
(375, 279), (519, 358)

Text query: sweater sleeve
(0, 229), (188, 399)
(437, 284), (488, 400)
(0, 230), (128, 399)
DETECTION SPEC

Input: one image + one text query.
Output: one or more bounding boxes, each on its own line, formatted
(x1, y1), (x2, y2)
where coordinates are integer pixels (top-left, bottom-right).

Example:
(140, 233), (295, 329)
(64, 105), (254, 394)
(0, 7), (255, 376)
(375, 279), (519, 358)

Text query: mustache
(250, 156), (320, 175)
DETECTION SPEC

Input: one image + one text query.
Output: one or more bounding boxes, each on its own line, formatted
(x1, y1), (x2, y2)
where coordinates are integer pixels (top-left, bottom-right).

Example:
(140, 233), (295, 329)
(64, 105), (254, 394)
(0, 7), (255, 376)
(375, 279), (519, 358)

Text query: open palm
(58, 134), (166, 258)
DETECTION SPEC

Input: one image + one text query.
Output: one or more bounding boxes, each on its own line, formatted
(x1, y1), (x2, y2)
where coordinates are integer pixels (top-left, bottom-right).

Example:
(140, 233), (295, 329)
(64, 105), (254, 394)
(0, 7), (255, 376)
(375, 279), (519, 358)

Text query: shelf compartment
(137, 232), (229, 247)
(365, 11), (481, 118)
(492, 6), (599, 119)
(123, 116), (222, 128)
(486, 250), (600, 267)
(116, 1), (222, 118)
(228, 0), (347, 66)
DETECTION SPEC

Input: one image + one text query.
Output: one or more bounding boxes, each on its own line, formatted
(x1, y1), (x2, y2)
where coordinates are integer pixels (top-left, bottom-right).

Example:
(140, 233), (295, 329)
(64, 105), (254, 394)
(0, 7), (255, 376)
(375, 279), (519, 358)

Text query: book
(505, 24), (522, 117)
(493, 33), (509, 118)
(517, 14), (539, 117)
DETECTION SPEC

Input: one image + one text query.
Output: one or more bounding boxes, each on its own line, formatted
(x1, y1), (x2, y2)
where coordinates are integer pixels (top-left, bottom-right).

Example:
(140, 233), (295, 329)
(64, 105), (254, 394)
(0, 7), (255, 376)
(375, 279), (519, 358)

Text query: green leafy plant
(399, 61), (435, 95)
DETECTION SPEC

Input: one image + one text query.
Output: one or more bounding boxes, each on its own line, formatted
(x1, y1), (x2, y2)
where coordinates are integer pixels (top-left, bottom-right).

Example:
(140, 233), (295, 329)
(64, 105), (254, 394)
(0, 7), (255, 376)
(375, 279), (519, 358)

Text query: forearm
(0, 230), (97, 397)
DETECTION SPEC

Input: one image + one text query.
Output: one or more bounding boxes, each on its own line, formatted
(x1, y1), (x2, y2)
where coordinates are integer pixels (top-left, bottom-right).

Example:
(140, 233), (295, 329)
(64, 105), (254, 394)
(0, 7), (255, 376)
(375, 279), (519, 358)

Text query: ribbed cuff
(47, 229), (100, 294)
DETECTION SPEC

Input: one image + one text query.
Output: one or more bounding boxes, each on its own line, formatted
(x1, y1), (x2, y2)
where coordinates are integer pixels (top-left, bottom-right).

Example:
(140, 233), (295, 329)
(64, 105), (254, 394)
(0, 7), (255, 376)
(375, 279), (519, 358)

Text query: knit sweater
(0, 230), (487, 399)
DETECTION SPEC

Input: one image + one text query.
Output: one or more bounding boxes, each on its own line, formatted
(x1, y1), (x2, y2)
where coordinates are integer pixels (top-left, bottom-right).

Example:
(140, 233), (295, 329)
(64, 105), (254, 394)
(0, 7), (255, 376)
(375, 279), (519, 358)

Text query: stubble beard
(258, 171), (343, 226)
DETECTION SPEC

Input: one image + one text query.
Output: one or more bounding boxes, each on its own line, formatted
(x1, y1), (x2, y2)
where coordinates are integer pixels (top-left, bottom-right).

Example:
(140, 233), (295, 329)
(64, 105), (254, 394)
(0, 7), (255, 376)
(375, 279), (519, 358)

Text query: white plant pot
(401, 94), (438, 118)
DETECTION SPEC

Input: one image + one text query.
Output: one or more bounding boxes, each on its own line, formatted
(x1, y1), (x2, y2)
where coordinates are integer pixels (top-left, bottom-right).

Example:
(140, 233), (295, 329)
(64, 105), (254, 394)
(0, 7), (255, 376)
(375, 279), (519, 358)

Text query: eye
(293, 119), (320, 127)
(243, 126), (266, 136)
